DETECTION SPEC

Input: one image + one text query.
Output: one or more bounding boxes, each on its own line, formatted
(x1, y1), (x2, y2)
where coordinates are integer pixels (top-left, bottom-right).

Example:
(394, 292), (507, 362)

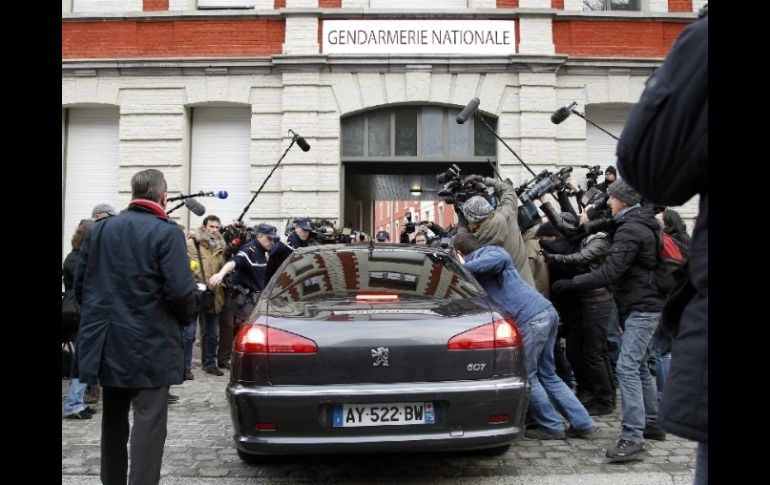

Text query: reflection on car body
(226, 243), (529, 461)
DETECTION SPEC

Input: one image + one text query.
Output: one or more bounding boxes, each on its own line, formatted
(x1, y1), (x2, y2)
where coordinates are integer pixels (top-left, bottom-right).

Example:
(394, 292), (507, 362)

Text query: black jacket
(549, 232), (611, 300)
(74, 204), (197, 388)
(571, 205), (664, 320)
(615, 13), (708, 444)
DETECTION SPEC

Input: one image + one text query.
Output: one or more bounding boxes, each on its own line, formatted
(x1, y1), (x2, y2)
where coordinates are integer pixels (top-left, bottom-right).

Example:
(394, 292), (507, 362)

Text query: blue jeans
(617, 311), (660, 442)
(654, 332), (671, 402)
(521, 307), (594, 433)
(63, 377), (88, 415)
(606, 299), (622, 371)
(199, 311), (220, 369)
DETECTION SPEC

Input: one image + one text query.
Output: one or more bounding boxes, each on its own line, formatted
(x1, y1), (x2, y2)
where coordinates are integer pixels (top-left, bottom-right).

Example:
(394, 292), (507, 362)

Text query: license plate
(332, 402), (435, 427)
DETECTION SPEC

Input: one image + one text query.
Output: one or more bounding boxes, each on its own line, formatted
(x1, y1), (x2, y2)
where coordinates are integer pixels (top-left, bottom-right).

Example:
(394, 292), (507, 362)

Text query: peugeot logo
(371, 346), (389, 367)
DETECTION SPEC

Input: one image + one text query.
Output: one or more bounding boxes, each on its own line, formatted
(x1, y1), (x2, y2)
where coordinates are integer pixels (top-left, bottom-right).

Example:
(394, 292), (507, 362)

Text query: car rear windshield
(267, 247), (482, 306)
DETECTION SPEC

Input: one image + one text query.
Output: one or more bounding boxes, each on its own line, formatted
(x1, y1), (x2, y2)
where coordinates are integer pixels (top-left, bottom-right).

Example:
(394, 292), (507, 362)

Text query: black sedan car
(226, 243), (528, 461)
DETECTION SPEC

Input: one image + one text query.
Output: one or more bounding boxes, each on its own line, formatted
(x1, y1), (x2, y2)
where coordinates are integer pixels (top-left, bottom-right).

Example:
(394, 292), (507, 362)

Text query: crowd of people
(61, 10), (706, 483)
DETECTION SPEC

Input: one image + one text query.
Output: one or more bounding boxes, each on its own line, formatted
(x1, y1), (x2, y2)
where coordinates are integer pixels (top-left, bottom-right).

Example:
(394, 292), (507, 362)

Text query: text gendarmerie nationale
(326, 29), (511, 47)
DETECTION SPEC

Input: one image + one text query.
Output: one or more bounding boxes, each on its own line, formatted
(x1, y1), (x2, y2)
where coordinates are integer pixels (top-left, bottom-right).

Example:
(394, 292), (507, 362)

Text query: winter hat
(91, 203), (117, 218)
(606, 179), (641, 206)
(604, 166), (617, 177)
(534, 222), (563, 239)
(461, 196), (494, 223)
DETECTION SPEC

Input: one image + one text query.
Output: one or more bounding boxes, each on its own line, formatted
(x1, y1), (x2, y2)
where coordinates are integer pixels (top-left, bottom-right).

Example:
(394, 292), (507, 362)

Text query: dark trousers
(223, 292), (256, 351)
(101, 386), (169, 485)
(566, 297), (616, 409)
(218, 305), (235, 367)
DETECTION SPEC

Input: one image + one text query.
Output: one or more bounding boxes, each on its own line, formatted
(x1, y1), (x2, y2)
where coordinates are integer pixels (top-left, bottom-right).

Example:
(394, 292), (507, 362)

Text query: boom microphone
(456, 97), (480, 124)
(184, 198), (206, 217)
(289, 129), (311, 152)
(167, 191), (228, 202)
(551, 101), (578, 124)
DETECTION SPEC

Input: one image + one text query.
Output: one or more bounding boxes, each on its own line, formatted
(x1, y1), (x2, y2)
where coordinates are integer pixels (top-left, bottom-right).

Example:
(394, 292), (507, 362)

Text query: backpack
(62, 290), (80, 342)
(653, 229), (686, 294)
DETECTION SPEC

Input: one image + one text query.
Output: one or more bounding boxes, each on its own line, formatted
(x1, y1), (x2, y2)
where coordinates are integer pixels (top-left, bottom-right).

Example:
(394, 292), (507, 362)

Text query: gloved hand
(551, 279), (575, 295)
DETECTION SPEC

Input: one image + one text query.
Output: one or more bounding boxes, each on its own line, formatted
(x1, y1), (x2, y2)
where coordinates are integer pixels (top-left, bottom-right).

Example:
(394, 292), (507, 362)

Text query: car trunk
(262, 298), (501, 385)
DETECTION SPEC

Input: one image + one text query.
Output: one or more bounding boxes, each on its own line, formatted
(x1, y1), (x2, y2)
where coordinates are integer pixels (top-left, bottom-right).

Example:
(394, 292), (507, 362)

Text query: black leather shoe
(64, 410), (92, 420)
(525, 426), (565, 440)
(643, 423), (667, 440)
(167, 393), (180, 403)
(84, 406), (97, 415)
(606, 439), (644, 463)
(218, 362), (231, 370)
(586, 404), (614, 416)
(565, 425), (596, 438)
(204, 366), (224, 376)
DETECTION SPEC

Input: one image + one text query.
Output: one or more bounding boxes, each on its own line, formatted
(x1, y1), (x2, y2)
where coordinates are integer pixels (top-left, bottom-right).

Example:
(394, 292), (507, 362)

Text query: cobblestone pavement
(62, 363), (696, 484)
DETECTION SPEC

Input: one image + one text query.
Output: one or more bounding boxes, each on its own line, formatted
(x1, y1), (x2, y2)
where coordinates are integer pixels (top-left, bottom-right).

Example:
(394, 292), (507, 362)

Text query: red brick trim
(62, 19), (285, 59)
(668, 0), (692, 13)
(143, 0), (168, 11)
(553, 19), (688, 58)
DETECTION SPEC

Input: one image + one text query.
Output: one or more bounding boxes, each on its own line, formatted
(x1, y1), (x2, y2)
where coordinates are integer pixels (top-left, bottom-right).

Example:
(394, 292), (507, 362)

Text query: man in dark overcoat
(74, 168), (197, 485)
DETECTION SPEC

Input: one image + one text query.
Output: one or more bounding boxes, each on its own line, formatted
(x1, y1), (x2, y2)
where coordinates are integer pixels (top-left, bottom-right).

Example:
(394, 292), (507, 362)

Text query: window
(341, 105), (497, 162)
(189, 107), (251, 227)
(583, 0), (640, 11)
(62, 108), (119, 261)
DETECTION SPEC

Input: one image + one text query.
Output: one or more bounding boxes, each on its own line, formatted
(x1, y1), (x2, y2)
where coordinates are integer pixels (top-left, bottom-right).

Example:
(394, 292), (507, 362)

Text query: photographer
(596, 166), (617, 192)
(615, 8), (707, 480)
(287, 218), (321, 249)
(457, 176), (536, 288)
(545, 209), (616, 416)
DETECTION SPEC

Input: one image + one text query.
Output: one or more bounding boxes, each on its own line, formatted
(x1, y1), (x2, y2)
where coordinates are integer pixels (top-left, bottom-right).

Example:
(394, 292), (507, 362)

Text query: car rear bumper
(227, 377), (528, 455)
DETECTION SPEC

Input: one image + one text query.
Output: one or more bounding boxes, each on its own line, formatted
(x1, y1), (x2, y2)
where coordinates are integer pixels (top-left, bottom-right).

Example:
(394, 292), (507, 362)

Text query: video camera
(581, 165), (602, 189)
(436, 164), (496, 212)
(514, 167), (574, 232)
(515, 167), (574, 201)
(220, 221), (257, 252)
(283, 218), (339, 244)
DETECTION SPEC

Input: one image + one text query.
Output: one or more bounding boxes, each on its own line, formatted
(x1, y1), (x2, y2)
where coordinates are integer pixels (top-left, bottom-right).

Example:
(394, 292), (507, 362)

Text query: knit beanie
(534, 222), (563, 239)
(461, 196), (495, 223)
(606, 179), (641, 206)
(604, 166), (617, 177)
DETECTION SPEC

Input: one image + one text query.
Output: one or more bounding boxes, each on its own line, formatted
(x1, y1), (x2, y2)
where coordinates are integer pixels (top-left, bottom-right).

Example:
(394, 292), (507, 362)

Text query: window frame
(340, 105), (497, 164)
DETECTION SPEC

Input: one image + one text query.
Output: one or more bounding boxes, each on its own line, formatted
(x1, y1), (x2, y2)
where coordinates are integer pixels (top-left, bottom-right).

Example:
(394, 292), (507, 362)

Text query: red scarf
(129, 199), (168, 220)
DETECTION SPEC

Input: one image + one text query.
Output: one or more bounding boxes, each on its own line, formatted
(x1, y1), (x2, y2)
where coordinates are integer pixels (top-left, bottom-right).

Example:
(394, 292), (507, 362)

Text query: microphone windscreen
(296, 136), (311, 152)
(184, 198), (206, 217)
(550, 107), (570, 124)
(456, 97), (480, 124)
(217, 191), (228, 199)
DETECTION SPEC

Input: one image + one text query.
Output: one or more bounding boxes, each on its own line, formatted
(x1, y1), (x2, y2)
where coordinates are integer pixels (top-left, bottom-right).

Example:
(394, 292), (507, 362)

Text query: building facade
(62, 0), (704, 257)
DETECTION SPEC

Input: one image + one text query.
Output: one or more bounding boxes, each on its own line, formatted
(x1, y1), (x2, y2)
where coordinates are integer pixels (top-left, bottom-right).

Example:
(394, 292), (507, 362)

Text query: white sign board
(323, 20), (516, 55)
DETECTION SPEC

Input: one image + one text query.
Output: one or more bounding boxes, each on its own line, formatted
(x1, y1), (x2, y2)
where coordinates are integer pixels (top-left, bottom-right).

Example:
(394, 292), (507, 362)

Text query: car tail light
(234, 324), (318, 354)
(447, 318), (522, 350)
(255, 422), (276, 431)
